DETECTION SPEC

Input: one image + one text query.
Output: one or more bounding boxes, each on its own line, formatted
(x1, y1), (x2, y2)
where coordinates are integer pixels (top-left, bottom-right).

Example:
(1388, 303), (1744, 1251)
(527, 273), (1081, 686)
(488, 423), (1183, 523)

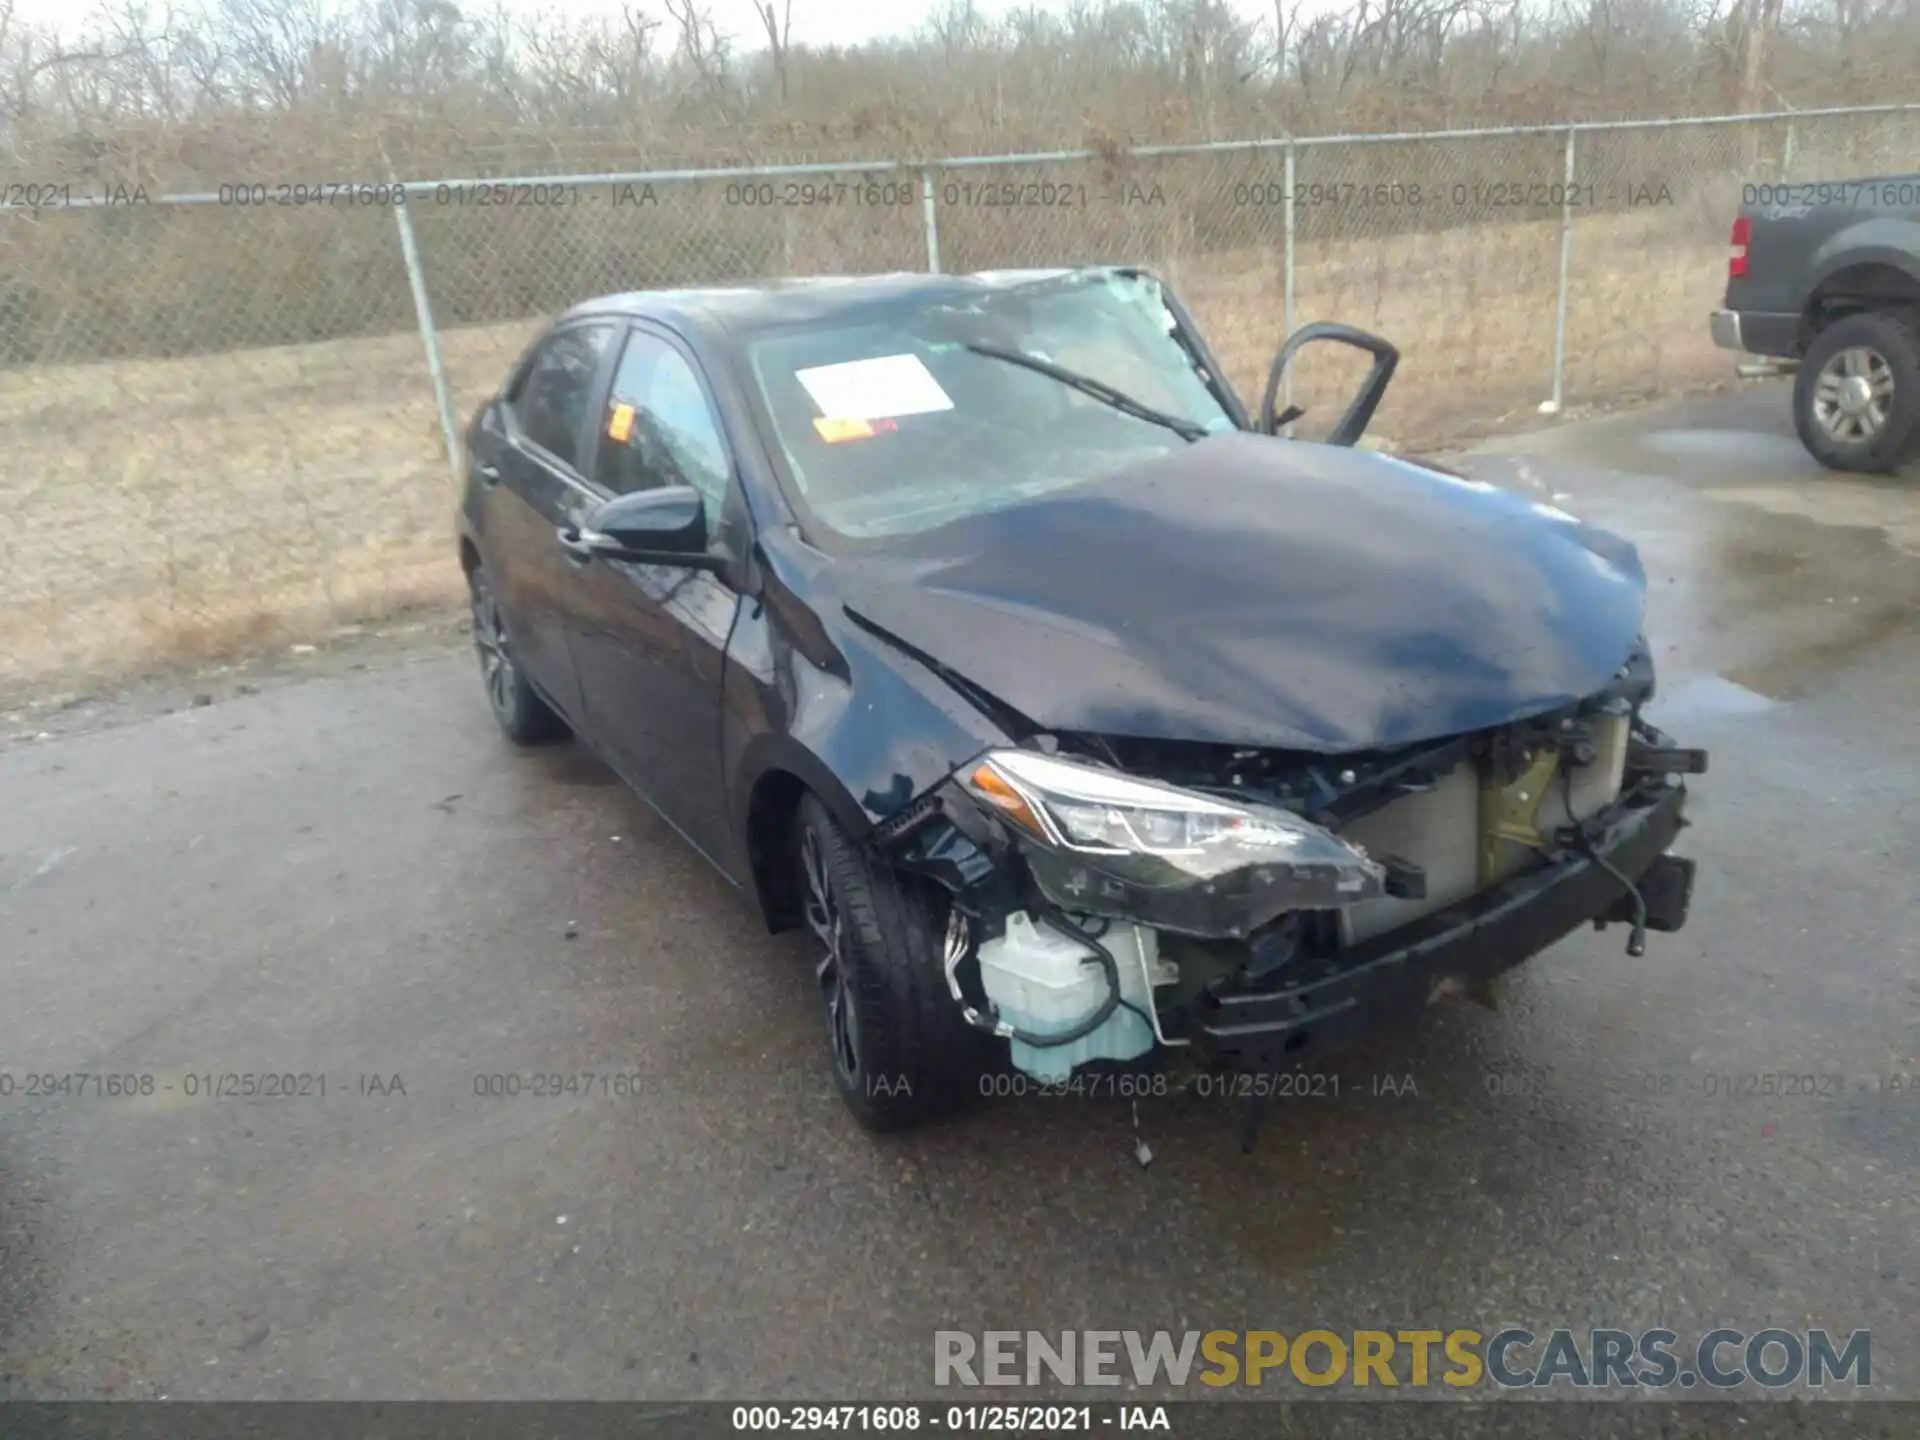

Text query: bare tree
(362, 0), (475, 105)
(925, 0), (985, 64)
(216, 0), (339, 107)
(662, 0), (732, 109)
(0, 0), (1914, 171)
(752, 0), (792, 105)
(0, 0), (116, 122)
(1737, 0), (1785, 108)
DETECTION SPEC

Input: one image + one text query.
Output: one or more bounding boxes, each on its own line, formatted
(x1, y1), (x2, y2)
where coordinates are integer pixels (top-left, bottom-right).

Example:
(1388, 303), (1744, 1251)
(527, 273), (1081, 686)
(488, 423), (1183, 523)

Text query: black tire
(795, 793), (995, 1131)
(1792, 311), (1920, 474)
(467, 562), (569, 745)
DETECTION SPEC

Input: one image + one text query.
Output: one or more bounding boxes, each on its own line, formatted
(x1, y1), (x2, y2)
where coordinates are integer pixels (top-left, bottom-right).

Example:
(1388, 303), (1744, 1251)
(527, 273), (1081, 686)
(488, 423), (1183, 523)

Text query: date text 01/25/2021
(731, 1406), (1169, 1432)
(970, 1070), (1415, 1101)
(1229, 180), (1677, 209)
(0, 1071), (406, 1099)
(204, 181), (663, 208)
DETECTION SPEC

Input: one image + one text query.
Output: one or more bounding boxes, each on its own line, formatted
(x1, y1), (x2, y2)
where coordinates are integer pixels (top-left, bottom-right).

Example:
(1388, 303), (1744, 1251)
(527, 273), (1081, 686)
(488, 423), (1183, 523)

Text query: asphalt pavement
(1, 383), (1916, 1403)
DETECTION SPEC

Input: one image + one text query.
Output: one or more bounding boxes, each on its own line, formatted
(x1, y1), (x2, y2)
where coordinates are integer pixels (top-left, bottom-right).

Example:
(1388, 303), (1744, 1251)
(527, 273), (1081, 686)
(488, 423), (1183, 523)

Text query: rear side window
(510, 323), (616, 467)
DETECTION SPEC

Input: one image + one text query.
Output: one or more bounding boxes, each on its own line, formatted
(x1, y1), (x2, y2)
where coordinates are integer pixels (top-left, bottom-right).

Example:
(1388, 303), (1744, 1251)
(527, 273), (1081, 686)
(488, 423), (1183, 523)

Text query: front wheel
(795, 794), (995, 1132)
(1792, 312), (1920, 474)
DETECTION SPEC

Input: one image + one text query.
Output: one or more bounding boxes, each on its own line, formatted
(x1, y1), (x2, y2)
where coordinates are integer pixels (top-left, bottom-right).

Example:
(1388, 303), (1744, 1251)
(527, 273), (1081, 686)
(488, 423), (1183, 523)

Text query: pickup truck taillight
(1728, 215), (1751, 278)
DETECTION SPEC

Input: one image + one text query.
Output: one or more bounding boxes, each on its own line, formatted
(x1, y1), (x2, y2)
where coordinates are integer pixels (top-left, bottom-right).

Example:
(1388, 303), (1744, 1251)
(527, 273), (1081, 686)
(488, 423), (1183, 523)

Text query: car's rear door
(477, 319), (621, 723)
(564, 322), (749, 878)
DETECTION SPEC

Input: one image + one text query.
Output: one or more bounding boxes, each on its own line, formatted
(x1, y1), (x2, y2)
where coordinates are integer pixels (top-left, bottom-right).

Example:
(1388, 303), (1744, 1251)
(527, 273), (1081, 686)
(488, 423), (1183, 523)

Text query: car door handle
(476, 462), (502, 485)
(557, 526), (600, 565)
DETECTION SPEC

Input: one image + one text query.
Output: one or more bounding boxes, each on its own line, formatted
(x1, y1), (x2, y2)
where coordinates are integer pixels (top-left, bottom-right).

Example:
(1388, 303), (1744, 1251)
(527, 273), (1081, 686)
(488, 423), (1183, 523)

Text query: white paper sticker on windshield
(795, 354), (953, 422)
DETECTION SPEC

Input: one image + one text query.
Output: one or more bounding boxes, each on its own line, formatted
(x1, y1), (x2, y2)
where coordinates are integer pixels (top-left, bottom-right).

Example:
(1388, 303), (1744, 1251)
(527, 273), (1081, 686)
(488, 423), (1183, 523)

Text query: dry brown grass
(0, 205), (1739, 694)
(1191, 204), (1736, 445)
(0, 318), (540, 689)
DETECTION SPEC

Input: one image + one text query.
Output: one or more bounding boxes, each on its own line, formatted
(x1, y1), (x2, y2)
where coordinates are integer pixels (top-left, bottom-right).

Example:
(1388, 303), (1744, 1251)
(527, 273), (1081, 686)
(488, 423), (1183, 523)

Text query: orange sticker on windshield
(813, 416), (898, 443)
(813, 416), (873, 443)
(607, 403), (635, 443)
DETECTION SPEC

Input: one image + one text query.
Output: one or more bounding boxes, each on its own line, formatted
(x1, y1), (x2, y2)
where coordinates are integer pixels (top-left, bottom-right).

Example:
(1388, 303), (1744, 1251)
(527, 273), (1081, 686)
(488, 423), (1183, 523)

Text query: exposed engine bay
(875, 647), (1704, 1105)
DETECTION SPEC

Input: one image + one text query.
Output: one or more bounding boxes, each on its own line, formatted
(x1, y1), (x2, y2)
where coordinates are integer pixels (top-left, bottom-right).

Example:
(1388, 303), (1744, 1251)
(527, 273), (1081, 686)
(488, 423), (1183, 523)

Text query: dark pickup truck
(1710, 174), (1920, 472)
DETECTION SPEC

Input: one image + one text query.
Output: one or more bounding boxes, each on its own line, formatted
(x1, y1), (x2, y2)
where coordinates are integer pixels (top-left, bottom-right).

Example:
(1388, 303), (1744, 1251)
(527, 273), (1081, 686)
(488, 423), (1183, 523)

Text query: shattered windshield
(743, 272), (1239, 541)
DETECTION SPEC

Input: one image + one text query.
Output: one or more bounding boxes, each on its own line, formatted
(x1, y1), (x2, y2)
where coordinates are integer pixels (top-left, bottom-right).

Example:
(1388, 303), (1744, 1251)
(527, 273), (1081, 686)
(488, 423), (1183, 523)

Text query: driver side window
(595, 330), (732, 531)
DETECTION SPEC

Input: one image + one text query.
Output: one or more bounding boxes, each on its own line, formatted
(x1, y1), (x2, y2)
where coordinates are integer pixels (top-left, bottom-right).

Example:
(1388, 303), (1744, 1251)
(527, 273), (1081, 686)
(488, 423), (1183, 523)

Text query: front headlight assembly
(957, 749), (1385, 938)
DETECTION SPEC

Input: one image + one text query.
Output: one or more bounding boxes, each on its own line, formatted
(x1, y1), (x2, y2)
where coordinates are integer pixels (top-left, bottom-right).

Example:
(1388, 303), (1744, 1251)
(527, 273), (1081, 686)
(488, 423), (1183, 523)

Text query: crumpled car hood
(833, 431), (1647, 752)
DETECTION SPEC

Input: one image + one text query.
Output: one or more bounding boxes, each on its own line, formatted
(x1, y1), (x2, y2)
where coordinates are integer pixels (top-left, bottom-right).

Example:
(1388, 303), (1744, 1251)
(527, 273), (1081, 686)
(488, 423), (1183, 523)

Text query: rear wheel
(1792, 311), (1920, 474)
(468, 562), (569, 745)
(796, 794), (994, 1132)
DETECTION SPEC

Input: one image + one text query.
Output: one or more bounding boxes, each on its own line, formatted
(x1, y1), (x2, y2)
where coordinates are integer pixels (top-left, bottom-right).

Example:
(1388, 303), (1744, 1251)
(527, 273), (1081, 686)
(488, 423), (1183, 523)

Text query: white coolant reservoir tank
(975, 912), (1163, 1083)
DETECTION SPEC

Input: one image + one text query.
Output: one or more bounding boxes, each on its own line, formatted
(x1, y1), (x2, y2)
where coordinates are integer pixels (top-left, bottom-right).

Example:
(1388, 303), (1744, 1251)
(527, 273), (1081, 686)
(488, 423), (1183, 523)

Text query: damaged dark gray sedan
(456, 265), (1705, 1134)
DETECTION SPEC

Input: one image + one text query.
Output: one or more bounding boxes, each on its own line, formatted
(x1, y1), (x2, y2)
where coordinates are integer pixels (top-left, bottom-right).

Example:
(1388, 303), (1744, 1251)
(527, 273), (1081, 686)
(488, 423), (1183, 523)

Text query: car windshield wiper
(962, 342), (1212, 443)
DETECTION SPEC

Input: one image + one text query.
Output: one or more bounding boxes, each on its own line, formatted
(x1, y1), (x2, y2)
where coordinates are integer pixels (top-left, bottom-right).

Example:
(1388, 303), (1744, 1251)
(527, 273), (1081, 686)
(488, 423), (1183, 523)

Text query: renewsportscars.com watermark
(934, 1328), (1872, 1391)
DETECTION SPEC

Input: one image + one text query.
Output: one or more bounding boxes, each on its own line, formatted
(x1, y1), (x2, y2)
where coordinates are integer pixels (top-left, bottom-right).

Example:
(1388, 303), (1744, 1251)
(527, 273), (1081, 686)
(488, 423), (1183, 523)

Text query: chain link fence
(3, 104), (1918, 695)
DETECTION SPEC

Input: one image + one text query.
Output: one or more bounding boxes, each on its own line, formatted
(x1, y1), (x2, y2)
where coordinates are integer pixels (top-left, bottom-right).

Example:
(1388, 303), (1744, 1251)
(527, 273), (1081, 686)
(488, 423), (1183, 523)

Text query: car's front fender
(719, 548), (1017, 926)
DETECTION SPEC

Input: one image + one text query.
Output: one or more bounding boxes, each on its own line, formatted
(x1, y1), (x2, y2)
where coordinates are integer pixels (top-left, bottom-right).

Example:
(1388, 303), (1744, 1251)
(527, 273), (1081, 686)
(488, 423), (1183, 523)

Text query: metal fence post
(393, 198), (462, 486)
(1781, 121), (1797, 178)
(1549, 125), (1577, 413)
(1282, 138), (1297, 425)
(921, 166), (942, 274)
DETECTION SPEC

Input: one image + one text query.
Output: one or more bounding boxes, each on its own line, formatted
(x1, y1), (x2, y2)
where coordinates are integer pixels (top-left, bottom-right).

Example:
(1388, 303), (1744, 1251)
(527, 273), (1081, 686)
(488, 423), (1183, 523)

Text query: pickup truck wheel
(1793, 312), (1920, 474)
(796, 793), (993, 1132)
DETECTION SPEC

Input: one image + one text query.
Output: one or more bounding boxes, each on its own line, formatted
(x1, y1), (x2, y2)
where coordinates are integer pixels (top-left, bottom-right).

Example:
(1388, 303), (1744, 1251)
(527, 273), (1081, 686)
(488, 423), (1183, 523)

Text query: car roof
(555, 266), (1146, 338)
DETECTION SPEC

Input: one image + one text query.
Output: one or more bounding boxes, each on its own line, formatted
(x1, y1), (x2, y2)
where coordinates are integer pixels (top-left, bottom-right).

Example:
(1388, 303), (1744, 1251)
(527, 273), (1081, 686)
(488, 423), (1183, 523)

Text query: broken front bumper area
(1192, 775), (1693, 1072)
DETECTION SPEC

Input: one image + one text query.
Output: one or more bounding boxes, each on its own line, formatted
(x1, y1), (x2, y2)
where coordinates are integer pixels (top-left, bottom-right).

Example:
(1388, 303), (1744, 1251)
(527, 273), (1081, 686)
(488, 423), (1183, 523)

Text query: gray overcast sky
(29, 0), (1285, 50)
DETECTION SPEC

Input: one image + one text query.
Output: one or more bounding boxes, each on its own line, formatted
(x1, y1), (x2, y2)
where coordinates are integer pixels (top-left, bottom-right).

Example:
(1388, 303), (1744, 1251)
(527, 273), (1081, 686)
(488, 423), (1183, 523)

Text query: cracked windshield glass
(747, 273), (1237, 538)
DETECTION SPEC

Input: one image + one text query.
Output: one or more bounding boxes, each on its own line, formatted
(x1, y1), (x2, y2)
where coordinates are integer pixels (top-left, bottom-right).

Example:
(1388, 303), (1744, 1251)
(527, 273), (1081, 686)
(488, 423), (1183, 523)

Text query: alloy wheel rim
(471, 579), (515, 717)
(1812, 346), (1894, 444)
(801, 825), (861, 1087)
